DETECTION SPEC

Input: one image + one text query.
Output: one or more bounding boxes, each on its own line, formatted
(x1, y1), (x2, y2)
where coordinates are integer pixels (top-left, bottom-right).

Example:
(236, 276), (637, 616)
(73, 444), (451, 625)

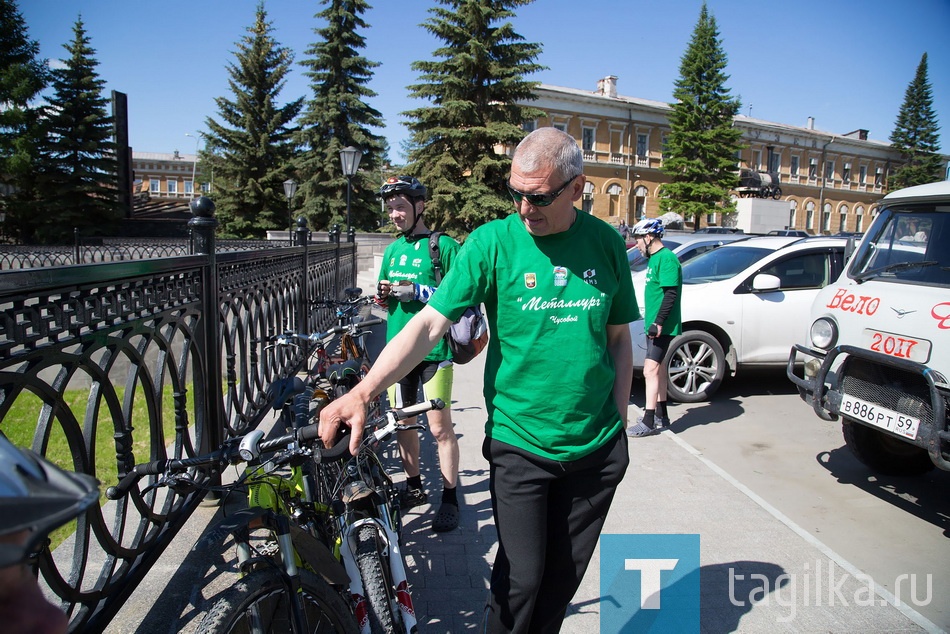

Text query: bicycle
(105, 398), (444, 634)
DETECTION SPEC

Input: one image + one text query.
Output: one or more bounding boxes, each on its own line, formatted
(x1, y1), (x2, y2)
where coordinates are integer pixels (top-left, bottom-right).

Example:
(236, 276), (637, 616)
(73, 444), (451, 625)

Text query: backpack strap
(428, 231), (444, 284)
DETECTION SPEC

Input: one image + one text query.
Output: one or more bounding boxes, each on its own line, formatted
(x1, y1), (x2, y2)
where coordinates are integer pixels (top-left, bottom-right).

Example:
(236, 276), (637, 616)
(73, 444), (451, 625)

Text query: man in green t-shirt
(627, 218), (682, 437)
(375, 175), (462, 533)
(319, 128), (638, 632)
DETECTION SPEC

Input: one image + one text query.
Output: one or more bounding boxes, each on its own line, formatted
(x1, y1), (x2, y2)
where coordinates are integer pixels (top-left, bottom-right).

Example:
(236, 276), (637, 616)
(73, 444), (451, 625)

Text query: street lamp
(339, 146), (363, 236)
(185, 133), (200, 199)
(283, 179), (297, 242)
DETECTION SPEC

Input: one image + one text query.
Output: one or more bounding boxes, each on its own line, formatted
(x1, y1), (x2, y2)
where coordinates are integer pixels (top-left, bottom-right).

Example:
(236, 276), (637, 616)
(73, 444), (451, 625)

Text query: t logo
(624, 559), (679, 608)
(600, 534), (700, 633)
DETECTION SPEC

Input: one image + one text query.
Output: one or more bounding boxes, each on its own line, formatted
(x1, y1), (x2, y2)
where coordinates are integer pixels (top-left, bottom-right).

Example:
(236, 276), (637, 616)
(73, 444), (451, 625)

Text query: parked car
(694, 227), (744, 234)
(767, 229), (811, 237)
(630, 235), (848, 402)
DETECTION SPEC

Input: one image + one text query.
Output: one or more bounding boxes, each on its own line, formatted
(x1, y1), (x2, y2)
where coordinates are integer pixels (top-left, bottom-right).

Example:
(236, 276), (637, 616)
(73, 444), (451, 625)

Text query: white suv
(789, 181), (950, 475)
(630, 235), (847, 402)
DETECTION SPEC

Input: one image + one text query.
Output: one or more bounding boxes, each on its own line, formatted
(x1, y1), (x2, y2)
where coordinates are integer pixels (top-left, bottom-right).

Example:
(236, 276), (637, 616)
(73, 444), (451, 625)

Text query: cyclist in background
(0, 433), (99, 634)
(375, 176), (462, 533)
(627, 217), (682, 437)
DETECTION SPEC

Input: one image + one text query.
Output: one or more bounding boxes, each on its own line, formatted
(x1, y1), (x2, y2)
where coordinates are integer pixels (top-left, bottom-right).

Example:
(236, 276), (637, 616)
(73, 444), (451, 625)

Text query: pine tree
(34, 16), (118, 244)
(404, 0), (545, 236)
(203, 3), (303, 238)
(889, 53), (943, 191)
(296, 0), (387, 233)
(660, 3), (743, 229)
(0, 0), (49, 242)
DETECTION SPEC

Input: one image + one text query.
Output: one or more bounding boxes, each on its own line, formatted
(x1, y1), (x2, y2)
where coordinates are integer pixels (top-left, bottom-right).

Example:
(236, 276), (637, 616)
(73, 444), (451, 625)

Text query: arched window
(806, 201), (816, 230)
(607, 183), (622, 217)
(582, 182), (594, 214)
(634, 185), (648, 219)
(838, 204), (849, 233)
(855, 205), (865, 233)
(788, 200), (798, 230)
(822, 203), (832, 233)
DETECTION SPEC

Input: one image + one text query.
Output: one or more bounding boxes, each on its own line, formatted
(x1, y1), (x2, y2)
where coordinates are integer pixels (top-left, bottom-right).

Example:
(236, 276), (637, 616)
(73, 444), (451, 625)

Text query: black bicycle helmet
(378, 175), (426, 201)
(0, 433), (99, 567)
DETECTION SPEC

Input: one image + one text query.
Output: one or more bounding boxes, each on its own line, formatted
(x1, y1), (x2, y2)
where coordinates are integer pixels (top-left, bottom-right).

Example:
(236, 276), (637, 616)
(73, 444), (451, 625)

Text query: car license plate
(863, 328), (931, 363)
(840, 394), (920, 440)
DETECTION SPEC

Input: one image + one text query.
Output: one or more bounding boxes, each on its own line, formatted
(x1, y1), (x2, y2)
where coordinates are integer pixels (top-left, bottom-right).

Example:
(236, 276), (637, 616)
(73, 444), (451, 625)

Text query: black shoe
(432, 502), (459, 533)
(399, 487), (428, 509)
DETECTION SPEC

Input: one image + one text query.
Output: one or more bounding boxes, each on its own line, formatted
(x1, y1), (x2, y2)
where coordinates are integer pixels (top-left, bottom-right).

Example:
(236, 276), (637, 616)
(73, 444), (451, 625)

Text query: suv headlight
(809, 318), (838, 350)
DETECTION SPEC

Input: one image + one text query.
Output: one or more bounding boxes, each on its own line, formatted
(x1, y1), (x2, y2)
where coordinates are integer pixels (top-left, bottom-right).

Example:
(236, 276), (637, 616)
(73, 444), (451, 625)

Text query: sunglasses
(506, 174), (578, 207)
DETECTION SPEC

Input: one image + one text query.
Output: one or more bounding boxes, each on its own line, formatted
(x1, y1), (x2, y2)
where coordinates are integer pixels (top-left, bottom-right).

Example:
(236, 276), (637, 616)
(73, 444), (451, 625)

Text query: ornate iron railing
(0, 203), (356, 632)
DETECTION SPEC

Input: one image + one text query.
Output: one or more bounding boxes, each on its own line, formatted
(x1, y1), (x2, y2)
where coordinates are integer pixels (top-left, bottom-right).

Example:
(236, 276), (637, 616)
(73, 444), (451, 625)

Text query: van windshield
(850, 208), (949, 286)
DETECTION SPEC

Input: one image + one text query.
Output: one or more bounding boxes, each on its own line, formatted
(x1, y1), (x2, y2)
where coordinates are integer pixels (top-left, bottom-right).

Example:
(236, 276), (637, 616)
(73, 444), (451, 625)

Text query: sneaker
(399, 487), (428, 509)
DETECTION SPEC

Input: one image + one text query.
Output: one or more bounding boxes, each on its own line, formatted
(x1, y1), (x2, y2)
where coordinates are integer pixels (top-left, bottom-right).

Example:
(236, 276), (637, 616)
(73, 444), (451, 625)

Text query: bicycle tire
(198, 568), (357, 634)
(355, 524), (398, 634)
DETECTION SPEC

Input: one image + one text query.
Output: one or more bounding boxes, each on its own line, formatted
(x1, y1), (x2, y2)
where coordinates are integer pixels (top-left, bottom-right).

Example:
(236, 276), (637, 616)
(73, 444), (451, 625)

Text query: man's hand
(390, 281), (418, 302)
(375, 280), (392, 308)
(648, 323), (662, 338)
(318, 388), (370, 455)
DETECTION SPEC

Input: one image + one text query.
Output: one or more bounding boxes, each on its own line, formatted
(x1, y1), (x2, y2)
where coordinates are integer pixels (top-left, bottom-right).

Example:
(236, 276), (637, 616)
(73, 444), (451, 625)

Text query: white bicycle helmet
(0, 433), (99, 567)
(631, 217), (665, 238)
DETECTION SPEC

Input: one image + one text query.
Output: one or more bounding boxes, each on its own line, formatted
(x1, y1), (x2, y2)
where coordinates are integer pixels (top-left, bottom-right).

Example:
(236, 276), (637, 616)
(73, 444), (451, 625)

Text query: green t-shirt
(428, 211), (640, 461)
(643, 246), (683, 336)
(379, 233), (460, 362)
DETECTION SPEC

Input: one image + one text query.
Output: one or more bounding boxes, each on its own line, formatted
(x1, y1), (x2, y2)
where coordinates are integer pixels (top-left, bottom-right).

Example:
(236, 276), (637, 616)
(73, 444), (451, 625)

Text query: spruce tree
(296, 0), (386, 233)
(660, 3), (743, 229)
(203, 3), (303, 238)
(34, 16), (118, 244)
(0, 0), (49, 242)
(889, 53), (943, 191)
(404, 0), (545, 236)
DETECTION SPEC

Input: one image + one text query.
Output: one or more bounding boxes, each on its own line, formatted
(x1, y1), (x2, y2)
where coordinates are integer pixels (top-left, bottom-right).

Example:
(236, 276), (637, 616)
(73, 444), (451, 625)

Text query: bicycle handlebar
(106, 398), (444, 500)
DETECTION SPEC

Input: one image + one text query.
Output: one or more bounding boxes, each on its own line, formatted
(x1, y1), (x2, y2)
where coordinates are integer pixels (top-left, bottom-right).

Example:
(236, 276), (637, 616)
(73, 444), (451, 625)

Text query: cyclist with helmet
(375, 175), (462, 533)
(322, 128), (637, 632)
(627, 217), (682, 437)
(0, 433), (99, 633)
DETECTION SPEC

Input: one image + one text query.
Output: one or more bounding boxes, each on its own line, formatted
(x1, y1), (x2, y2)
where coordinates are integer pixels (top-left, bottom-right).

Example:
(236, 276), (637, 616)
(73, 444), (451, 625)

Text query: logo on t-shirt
(524, 273), (537, 289)
(583, 268), (597, 285)
(553, 266), (568, 287)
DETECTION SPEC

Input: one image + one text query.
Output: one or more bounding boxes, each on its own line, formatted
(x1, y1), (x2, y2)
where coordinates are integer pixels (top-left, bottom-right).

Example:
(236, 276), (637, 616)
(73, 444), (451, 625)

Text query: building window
(790, 155), (800, 178)
(855, 205), (864, 233)
(806, 201), (815, 230)
(824, 160), (835, 182)
(842, 162), (851, 183)
(634, 185), (648, 219)
(553, 122), (567, 132)
(839, 204), (848, 233)
(768, 149), (780, 173)
(607, 183), (622, 217)
(808, 158), (818, 180)
(706, 212), (717, 225)
(150, 179), (160, 193)
(582, 181), (594, 214)
(522, 120), (537, 132)
(822, 203), (832, 233)
(859, 165), (867, 185)
(201, 182), (211, 193)
(582, 127), (595, 152)
(661, 134), (670, 161)
(751, 149), (761, 170)
(875, 167), (884, 187)
(636, 134), (647, 159)
(788, 200), (798, 229)
(168, 180), (178, 195)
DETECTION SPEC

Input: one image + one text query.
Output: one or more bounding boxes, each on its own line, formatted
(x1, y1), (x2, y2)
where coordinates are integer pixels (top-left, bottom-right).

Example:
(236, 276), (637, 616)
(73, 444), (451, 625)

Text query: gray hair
(512, 127), (584, 181)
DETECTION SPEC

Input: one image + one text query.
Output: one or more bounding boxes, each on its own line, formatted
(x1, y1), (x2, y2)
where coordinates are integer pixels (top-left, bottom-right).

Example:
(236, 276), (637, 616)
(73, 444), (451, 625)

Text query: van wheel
(664, 331), (725, 403)
(842, 420), (934, 476)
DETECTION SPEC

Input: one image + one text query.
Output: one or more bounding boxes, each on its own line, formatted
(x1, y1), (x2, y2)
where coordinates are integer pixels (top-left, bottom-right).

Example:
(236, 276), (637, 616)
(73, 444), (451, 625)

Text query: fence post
(188, 196), (225, 461)
(295, 216), (310, 336)
(74, 227), (80, 264)
(331, 223), (341, 298)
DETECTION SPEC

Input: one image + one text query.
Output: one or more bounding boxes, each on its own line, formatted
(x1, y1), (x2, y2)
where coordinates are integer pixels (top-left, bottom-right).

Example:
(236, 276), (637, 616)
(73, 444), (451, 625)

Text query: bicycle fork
(338, 509), (417, 633)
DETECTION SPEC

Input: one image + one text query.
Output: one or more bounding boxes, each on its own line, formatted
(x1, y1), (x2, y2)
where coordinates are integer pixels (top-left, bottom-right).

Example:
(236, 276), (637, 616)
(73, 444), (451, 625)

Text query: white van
(788, 181), (950, 475)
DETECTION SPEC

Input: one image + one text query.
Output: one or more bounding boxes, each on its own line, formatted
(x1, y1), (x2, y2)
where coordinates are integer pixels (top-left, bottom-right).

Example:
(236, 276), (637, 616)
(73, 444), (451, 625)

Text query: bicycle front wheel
(355, 524), (398, 634)
(199, 568), (357, 634)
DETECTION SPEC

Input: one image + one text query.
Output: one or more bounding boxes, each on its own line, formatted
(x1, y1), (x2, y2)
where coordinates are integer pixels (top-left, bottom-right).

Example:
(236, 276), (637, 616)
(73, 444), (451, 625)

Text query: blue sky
(18, 0), (950, 163)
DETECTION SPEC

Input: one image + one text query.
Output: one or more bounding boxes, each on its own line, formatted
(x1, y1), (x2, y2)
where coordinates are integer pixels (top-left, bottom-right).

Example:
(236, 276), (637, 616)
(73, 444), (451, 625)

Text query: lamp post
(185, 133), (200, 198)
(283, 179), (297, 243)
(339, 146), (363, 238)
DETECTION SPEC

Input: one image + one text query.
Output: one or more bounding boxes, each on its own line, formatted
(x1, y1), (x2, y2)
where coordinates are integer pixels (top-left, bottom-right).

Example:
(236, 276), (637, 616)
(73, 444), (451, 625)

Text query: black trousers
(482, 430), (629, 633)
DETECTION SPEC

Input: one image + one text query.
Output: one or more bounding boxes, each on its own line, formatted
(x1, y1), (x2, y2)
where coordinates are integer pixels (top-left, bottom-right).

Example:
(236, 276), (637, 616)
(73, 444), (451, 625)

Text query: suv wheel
(842, 420), (934, 476)
(664, 331), (725, 403)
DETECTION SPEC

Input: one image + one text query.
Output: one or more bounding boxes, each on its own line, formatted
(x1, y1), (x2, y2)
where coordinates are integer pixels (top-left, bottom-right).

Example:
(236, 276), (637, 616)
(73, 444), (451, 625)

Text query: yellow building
(522, 76), (949, 234)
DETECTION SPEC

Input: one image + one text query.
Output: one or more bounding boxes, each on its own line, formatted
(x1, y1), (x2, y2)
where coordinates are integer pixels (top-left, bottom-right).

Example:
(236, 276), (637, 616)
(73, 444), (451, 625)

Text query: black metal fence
(0, 203), (356, 632)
